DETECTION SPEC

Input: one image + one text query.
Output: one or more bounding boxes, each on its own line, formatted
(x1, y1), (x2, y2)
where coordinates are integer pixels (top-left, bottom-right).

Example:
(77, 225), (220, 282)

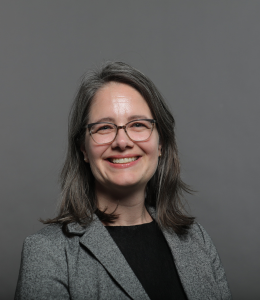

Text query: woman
(15, 62), (232, 300)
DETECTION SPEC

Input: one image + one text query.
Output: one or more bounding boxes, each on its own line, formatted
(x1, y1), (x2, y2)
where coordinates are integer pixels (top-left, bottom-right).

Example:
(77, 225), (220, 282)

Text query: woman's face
(81, 82), (161, 193)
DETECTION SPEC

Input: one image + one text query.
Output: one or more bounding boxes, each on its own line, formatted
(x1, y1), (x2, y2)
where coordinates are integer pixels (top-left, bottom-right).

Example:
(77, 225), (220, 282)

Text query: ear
(80, 144), (89, 163)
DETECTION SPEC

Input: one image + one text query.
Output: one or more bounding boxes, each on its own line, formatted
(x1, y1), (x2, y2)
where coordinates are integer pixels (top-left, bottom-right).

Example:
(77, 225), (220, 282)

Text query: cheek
(142, 141), (160, 167)
(87, 151), (104, 181)
(85, 137), (98, 159)
(147, 137), (160, 157)
(85, 141), (107, 170)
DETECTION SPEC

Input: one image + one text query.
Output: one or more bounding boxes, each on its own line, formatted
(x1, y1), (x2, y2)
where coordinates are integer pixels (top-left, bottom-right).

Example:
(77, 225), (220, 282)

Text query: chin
(113, 180), (140, 188)
(109, 176), (142, 189)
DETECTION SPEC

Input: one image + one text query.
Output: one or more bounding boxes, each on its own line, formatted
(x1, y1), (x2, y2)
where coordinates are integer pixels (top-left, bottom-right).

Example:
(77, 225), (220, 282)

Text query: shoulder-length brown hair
(43, 61), (194, 235)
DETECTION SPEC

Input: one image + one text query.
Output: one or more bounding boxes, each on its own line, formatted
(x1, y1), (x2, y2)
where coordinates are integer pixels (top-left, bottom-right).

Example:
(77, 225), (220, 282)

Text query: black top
(106, 220), (188, 300)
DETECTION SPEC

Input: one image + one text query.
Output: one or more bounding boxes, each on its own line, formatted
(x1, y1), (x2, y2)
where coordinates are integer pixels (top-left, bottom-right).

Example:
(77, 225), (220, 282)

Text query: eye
(130, 121), (152, 130)
(93, 123), (115, 134)
(98, 125), (112, 131)
(131, 122), (146, 128)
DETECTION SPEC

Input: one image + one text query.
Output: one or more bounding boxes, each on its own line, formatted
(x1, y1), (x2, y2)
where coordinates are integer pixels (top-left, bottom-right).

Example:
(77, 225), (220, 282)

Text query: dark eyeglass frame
(86, 119), (157, 145)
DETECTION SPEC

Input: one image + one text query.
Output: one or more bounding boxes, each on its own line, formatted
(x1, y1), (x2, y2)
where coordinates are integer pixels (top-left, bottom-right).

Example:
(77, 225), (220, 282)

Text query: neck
(95, 182), (153, 226)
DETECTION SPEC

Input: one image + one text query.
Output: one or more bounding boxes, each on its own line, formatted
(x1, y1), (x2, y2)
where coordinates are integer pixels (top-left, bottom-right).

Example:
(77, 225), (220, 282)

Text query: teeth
(111, 157), (138, 164)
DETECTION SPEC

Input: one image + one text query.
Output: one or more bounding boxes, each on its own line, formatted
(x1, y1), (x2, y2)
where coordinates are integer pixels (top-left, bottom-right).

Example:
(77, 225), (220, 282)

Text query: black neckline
(105, 219), (155, 228)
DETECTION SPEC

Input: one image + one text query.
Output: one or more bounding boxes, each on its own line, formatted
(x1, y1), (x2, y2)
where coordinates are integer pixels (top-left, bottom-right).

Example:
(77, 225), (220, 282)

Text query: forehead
(89, 82), (153, 123)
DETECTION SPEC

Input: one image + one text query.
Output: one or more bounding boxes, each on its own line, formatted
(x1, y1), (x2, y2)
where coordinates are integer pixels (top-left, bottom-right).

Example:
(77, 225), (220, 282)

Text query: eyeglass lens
(90, 120), (154, 144)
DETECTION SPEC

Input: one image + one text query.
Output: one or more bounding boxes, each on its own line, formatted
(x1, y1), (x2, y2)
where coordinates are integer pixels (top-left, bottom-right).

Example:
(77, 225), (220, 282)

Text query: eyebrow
(93, 115), (151, 123)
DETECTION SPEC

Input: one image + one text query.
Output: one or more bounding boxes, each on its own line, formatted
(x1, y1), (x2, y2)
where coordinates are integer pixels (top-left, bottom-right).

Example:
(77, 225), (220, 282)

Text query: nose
(111, 127), (134, 150)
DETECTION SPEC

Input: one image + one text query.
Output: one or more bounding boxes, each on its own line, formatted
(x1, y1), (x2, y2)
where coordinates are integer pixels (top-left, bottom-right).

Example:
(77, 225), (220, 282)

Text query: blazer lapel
(71, 216), (150, 300)
(147, 206), (221, 300)
(161, 228), (202, 299)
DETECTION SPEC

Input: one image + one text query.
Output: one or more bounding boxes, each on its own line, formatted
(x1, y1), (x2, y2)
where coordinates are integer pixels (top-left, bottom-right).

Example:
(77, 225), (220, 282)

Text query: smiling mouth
(108, 157), (139, 164)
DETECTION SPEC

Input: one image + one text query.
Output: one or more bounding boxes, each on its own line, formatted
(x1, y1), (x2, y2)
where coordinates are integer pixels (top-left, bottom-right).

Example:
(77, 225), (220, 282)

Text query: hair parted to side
(42, 61), (194, 235)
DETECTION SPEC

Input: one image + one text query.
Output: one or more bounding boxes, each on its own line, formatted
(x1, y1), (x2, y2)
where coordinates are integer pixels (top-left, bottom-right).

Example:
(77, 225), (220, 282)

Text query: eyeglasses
(86, 119), (157, 145)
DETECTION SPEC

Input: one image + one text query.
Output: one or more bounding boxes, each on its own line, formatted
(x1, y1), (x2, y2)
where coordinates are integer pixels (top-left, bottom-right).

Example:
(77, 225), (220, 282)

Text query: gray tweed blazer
(15, 207), (232, 300)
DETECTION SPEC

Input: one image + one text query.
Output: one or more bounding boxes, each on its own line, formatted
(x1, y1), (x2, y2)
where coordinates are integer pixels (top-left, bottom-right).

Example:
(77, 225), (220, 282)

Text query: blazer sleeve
(15, 234), (70, 300)
(196, 223), (232, 300)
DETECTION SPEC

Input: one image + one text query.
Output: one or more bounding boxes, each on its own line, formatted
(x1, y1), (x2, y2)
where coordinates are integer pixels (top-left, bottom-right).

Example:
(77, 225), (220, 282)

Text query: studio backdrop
(0, 1), (259, 299)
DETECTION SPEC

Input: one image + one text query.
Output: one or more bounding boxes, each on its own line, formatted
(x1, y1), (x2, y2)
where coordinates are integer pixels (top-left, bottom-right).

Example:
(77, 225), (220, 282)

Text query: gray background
(0, 1), (259, 299)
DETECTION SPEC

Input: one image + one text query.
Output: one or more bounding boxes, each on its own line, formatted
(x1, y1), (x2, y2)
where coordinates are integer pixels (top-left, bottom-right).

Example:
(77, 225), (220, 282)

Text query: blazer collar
(68, 213), (150, 300)
(67, 207), (220, 300)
